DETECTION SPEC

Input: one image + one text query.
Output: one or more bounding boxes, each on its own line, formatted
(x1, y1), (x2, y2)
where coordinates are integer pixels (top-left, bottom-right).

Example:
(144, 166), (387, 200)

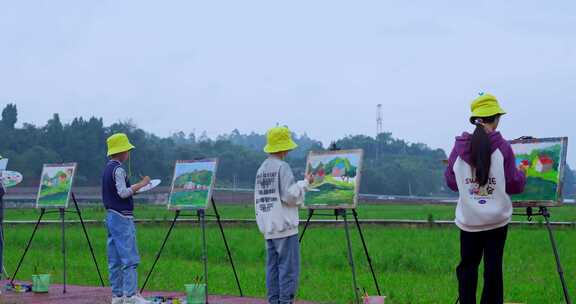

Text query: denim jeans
(106, 210), (140, 297)
(266, 234), (300, 304)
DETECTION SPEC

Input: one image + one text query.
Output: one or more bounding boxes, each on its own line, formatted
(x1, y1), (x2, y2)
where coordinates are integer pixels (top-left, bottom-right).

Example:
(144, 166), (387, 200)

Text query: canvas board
(36, 163), (77, 209)
(304, 149), (363, 209)
(167, 159), (218, 210)
(510, 137), (568, 207)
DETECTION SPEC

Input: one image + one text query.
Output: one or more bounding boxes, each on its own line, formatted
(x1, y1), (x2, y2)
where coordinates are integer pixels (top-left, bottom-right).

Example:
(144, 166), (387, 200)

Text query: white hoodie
(445, 131), (526, 232)
(255, 157), (308, 240)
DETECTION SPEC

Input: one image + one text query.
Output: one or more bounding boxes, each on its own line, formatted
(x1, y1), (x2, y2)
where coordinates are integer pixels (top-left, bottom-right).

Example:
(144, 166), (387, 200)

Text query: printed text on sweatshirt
(254, 157), (308, 240)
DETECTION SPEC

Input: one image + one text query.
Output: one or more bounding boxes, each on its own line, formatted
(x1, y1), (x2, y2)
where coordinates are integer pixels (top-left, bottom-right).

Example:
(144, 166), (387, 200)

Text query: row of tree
(1, 103), (574, 197)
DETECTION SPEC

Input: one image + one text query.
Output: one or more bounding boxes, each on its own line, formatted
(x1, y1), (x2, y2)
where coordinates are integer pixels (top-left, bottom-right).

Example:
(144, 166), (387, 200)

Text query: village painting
(304, 149), (363, 209)
(168, 159), (218, 210)
(510, 138), (567, 204)
(36, 163), (76, 208)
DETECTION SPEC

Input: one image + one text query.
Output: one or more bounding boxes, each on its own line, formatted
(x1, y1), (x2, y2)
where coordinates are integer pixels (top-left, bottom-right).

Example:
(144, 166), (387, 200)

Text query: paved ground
(0, 281), (318, 304)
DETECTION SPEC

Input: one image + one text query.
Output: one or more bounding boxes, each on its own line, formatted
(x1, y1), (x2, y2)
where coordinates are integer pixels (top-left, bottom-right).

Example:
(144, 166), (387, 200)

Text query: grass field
(2, 204), (575, 303)
(4, 203), (576, 223)
(169, 190), (210, 208)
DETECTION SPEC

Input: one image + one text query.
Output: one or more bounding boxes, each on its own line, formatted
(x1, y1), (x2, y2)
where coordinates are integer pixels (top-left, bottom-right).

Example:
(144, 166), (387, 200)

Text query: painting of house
(168, 159), (218, 210)
(331, 162), (346, 178)
(535, 155), (554, 173)
(304, 149), (363, 209)
(37, 163), (77, 209)
(510, 137), (567, 206)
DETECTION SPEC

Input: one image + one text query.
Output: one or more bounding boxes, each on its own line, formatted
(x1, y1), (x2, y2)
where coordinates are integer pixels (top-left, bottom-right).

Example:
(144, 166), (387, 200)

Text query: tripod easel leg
(140, 210), (180, 293)
(352, 209), (381, 296)
(541, 207), (572, 304)
(199, 209), (209, 304)
(60, 208), (67, 294)
(11, 208), (46, 284)
(211, 198), (243, 297)
(299, 209), (314, 243)
(71, 193), (105, 286)
(340, 209), (360, 304)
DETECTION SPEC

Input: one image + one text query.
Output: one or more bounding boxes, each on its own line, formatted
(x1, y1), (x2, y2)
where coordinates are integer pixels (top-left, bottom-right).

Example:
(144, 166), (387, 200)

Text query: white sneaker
(111, 296), (125, 304)
(124, 294), (151, 304)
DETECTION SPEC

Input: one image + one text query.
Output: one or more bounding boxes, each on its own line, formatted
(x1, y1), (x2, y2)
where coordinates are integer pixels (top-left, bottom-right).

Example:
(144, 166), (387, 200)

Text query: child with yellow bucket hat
(101, 133), (151, 304)
(255, 126), (314, 304)
(444, 93), (526, 304)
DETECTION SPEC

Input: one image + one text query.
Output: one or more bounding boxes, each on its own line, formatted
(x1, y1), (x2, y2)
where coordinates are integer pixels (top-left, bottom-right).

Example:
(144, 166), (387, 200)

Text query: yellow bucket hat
(470, 93), (506, 122)
(263, 126), (298, 153)
(106, 133), (135, 156)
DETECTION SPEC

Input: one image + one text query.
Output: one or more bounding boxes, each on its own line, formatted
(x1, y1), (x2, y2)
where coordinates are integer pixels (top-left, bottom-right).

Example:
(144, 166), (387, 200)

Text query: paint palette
(0, 158), (7, 171)
(1, 170), (23, 188)
(137, 179), (161, 193)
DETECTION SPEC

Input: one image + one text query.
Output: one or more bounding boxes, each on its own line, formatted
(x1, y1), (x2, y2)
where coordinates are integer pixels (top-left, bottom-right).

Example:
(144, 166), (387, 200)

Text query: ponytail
(470, 123), (492, 186)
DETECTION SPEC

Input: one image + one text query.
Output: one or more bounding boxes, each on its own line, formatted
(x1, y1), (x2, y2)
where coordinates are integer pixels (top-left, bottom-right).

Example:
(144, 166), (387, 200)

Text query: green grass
(2, 221), (575, 303)
(169, 190), (210, 208)
(306, 176), (356, 206)
(37, 191), (69, 208)
(4, 203), (576, 223)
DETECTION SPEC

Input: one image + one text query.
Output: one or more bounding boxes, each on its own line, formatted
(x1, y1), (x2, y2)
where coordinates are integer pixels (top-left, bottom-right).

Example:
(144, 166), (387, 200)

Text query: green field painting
(511, 138), (567, 204)
(168, 159), (217, 209)
(304, 150), (363, 209)
(36, 163), (76, 208)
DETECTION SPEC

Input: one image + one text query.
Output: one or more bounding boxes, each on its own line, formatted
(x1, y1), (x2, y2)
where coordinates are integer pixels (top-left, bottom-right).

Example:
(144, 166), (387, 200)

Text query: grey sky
(1, 1), (575, 166)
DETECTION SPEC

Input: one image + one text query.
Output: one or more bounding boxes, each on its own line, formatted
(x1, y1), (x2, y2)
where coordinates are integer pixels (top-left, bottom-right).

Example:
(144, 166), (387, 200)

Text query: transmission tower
(376, 104), (383, 160)
(376, 104), (383, 136)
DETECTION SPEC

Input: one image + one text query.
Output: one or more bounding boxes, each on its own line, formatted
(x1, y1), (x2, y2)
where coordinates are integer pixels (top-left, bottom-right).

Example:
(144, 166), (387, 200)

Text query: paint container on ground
(363, 295), (385, 304)
(31, 274), (51, 293)
(185, 283), (206, 304)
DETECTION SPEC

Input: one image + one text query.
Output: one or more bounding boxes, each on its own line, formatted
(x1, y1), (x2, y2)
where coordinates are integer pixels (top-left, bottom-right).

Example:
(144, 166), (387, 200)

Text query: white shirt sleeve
(279, 162), (308, 207)
(114, 167), (134, 199)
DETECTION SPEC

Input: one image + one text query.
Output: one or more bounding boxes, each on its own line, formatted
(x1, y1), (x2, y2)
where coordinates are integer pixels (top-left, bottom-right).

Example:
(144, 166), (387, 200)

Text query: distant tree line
(1, 103), (574, 197)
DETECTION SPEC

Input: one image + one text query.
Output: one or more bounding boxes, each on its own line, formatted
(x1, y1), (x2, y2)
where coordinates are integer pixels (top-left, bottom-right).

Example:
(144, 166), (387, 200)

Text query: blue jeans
(266, 234), (300, 304)
(105, 210), (140, 297)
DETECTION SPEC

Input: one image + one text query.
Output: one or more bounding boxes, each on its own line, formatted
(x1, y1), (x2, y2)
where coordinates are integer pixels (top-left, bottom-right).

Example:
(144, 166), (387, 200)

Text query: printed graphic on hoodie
(255, 171), (279, 213)
(466, 176), (497, 203)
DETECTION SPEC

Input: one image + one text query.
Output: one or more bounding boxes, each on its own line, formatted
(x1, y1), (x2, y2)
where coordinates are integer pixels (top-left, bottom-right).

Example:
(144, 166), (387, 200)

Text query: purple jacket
(445, 131), (526, 195)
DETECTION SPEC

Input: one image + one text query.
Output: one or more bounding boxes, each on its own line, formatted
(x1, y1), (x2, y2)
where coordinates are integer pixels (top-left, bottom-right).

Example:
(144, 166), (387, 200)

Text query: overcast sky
(1, 1), (574, 166)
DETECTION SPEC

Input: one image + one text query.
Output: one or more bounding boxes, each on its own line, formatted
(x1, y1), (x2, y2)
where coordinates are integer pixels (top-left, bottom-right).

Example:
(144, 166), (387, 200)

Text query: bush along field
(2, 204), (575, 303)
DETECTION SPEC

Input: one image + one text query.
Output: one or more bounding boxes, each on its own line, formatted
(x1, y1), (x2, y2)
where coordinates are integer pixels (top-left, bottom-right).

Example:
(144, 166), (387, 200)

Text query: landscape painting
(510, 137), (568, 206)
(36, 163), (77, 209)
(168, 159), (218, 210)
(304, 149), (363, 209)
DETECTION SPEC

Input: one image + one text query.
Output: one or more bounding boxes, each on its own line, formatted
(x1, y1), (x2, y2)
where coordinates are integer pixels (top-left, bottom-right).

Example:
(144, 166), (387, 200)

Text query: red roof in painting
(539, 155), (554, 165)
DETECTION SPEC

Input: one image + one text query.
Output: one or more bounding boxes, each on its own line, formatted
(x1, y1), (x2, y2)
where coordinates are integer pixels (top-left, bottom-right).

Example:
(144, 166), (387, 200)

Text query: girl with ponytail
(445, 93), (526, 304)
